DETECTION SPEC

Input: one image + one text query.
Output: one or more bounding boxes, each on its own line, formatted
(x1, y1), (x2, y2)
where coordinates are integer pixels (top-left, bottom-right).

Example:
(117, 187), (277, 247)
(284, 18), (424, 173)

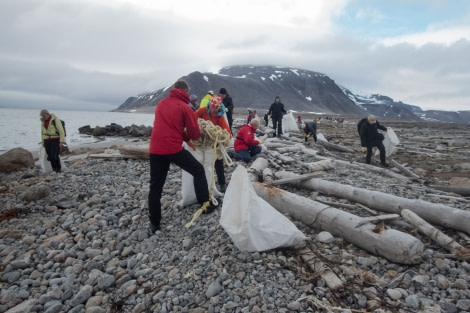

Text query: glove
(187, 141), (196, 151)
(361, 147), (367, 153)
(225, 108), (228, 112)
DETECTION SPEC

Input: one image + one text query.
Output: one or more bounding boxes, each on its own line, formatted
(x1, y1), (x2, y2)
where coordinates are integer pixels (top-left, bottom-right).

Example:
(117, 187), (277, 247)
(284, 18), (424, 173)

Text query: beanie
(190, 94), (198, 101)
(219, 88), (227, 95)
(209, 96), (223, 110)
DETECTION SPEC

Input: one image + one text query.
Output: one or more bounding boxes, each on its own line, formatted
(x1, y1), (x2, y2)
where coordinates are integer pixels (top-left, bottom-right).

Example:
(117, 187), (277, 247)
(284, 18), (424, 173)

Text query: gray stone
(206, 281), (222, 298)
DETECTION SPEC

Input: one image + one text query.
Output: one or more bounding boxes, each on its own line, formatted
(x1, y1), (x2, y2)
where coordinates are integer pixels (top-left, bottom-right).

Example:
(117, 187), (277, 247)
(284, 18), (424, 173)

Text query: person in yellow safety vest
(199, 90), (214, 108)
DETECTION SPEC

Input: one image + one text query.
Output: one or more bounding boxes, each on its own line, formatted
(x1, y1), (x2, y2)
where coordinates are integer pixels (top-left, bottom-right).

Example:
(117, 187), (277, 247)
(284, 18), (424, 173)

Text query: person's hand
(387, 127), (391, 130)
(361, 146), (367, 153)
(187, 141), (196, 151)
(225, 108), (228, 112)
(258, 140), (264, 145)
(59, 142), (64, 148)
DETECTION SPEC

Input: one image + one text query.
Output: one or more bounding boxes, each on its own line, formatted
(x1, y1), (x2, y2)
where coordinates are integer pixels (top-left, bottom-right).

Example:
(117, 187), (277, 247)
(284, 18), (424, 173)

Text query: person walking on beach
(268, 96), (286, 137)
(194, 96), (232, 192)
(359, 114), (390, 167)
(233, 119), (263, 163)
(40, 109), (65, 173)
(219, 88), (234, 133)
(148, 80), (218, 234)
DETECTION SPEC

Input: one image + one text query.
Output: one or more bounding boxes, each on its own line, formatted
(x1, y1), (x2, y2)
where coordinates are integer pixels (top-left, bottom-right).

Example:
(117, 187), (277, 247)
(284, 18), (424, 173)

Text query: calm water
(0, 108), (155, 154)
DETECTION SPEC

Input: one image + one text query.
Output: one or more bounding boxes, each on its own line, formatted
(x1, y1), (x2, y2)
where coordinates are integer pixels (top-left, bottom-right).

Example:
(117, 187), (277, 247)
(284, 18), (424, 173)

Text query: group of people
(39, 81), (392, 234)
(187, 88), (234, 134)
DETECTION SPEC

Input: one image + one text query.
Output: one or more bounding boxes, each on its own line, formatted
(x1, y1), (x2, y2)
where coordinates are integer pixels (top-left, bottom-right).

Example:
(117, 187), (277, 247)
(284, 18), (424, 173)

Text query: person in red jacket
(233, 119), (263, 162)
(194, 96), (232, 192)
(148, 80), (217, 234)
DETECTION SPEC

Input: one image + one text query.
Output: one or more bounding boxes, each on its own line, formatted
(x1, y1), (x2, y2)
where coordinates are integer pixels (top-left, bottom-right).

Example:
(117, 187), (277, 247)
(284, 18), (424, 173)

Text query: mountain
(115, 65), (469, 123)
(340, 87), (470, 123)
(115, 65), (366, 115)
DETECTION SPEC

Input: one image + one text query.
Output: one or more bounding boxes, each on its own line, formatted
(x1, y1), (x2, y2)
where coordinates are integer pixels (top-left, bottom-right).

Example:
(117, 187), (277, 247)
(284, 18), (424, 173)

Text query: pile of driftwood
(80, 119), (470, 270)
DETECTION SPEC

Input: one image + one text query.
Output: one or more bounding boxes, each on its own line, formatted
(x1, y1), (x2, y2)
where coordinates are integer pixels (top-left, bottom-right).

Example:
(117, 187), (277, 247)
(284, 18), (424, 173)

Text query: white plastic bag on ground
(282, 112), (299, 133)
(39, 146), (53, 174)
(181, 143), (223, 206)
(39, 146), (67, 173)
(317, 133), (328, 142)
(220, 165), (308, 252)
(376, 128), (400, 157)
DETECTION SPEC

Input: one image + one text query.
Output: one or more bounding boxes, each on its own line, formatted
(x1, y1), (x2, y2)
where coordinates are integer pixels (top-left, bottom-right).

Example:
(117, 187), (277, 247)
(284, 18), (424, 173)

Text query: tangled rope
(185, 119), (232, 228)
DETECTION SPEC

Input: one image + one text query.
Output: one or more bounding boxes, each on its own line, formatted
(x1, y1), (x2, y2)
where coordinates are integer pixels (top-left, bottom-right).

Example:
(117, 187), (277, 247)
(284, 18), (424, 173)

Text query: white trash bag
(181, 143), (223, 206)
(376, 128), (400, 157)
(220, 165), (308, 252)
(39, 146), (53, 174)
(282, 111), (299, 133)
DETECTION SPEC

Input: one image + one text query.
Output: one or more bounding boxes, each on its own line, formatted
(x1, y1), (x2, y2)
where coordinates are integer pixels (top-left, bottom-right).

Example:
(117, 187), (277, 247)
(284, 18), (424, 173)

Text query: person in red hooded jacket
(233, 118), (263, 162)
(148, 80), (217, 234)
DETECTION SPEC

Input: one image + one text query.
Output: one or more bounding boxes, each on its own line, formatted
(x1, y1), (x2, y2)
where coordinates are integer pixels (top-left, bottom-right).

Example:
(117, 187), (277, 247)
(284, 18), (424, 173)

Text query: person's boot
(219, 184), (226, 192)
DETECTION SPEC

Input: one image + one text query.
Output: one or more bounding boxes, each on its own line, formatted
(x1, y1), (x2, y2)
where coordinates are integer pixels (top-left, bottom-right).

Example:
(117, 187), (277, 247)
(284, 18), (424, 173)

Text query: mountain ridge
(115, 65), (469, 123)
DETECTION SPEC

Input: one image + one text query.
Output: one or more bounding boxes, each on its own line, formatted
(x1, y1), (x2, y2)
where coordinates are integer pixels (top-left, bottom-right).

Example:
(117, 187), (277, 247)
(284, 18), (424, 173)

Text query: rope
(185, 119), (230, 227)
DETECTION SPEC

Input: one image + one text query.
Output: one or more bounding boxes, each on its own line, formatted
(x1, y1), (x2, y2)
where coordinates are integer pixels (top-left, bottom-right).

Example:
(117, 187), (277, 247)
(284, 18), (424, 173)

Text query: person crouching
(233, 119), (263, 163)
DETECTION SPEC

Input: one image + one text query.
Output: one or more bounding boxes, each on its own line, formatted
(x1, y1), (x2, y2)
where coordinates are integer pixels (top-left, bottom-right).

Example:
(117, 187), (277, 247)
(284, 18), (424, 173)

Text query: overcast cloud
(1, 0), (469, 112)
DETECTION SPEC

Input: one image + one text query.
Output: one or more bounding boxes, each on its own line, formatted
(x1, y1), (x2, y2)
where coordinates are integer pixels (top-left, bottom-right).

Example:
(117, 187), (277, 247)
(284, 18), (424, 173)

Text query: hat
(250, 118), (260, 128)
(208, 90), (214, 95)
(209, 96), (223, 110)
(190, 94), (198, 101)
(219, 88), (227, 95)
(367, 115), (377, 123)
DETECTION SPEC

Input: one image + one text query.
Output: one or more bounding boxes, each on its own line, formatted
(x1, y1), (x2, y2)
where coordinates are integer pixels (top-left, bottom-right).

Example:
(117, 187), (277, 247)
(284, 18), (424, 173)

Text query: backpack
(357, 118), (367, 136)
(53, 119), (67, 137)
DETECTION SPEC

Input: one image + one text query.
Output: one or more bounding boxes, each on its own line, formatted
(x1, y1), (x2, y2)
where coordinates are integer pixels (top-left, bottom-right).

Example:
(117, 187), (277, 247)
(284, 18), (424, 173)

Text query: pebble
(1, 120), (470, 312)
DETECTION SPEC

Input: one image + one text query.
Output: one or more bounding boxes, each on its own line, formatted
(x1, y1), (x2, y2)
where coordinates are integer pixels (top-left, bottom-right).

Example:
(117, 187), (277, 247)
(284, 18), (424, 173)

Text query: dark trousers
(214, 158), (226, 186)
(148, 150), (209, 226)
(44, 139), (61, 172)
(226, 111), (233, 134)
(366, 142), (386, 164)
(234, 145), (262, 163)
(272, 116), (283, 136)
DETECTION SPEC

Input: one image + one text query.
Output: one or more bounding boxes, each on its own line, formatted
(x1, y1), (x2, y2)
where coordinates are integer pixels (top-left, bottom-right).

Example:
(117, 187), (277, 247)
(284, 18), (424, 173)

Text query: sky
(0, 0), (469, 112)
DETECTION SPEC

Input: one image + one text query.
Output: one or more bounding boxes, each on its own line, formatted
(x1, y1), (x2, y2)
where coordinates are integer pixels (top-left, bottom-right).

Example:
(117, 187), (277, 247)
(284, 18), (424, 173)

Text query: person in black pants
(40, 109), (66, 173)
(219, 88), (234, 134)
(268, 96), (286, 137)
(359, 115), (390, 167)
(303, 120), (318, 143)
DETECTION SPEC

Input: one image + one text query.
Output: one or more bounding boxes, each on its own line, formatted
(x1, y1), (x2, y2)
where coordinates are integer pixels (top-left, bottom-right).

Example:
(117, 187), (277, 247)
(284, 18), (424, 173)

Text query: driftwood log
(252, 182), (424, 264)
(275, 171), (470, 235)
(401, 209), (470, 261)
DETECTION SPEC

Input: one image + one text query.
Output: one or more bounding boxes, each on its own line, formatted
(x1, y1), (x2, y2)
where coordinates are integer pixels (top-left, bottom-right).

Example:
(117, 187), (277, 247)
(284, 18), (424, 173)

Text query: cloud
(0, 0), (469, 112)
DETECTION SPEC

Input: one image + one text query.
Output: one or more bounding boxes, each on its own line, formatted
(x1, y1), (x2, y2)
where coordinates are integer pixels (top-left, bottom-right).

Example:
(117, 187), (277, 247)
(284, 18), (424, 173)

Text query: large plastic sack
(181, 143), (223, 206)
(39, 146), (53, 174)
(282, 112), (299, 133)
(220, 165), (308, 252)
(376, 128), (399, 157)
(39, 146), (66, 174)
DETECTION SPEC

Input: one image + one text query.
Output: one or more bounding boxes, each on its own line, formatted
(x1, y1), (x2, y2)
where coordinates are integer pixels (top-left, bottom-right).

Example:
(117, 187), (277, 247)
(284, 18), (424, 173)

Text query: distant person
(148, 80), (218, 234)
(219, 88), (234, 133)
(40, 109), (66, 173)
(268, 96), (286, 137)
(247, 110), (255, 124)
(297, 115), (303, 124)
(200, 90), (214, 108)
(233, 119), (263, 163)
(359, 114), (390, 167)
(263, 111), (269, 127)
(303, 120), (318, 143)
(194, 96), (232, 192)
(189, 94), (199, 111)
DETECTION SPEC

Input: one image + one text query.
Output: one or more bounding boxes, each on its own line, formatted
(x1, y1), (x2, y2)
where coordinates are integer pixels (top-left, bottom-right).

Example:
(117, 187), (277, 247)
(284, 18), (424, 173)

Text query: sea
(0, 108), (155, 155)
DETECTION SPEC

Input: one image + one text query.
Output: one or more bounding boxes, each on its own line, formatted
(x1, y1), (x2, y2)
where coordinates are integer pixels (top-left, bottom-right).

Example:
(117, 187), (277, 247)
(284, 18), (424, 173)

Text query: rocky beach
(1, 116), (470, 313)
